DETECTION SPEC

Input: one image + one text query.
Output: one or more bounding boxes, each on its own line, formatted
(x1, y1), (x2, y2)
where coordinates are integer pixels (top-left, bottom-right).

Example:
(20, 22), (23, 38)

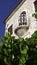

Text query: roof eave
(4, 0), (26, 24)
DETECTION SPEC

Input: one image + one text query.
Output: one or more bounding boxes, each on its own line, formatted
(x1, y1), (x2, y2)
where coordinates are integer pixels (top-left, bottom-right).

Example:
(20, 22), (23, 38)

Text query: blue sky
(0, 0), (20, 37)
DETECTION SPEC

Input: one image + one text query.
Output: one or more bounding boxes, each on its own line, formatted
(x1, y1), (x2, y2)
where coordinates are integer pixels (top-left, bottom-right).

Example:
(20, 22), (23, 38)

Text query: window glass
(19, 11), (27, 25)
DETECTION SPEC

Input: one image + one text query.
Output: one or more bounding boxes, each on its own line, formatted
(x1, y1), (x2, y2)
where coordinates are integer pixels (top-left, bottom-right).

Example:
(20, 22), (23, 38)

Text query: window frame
(19, 11), (27, 25)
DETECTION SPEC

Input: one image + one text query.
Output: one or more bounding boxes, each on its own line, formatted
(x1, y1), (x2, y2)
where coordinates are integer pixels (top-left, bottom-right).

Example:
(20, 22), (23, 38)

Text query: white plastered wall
(5, 0), (37, 39)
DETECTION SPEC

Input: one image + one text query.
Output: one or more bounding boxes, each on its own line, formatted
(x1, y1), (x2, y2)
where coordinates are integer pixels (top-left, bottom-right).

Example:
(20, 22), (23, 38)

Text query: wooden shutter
(34, 0), (37, 12)
(8, 25), (13, 34)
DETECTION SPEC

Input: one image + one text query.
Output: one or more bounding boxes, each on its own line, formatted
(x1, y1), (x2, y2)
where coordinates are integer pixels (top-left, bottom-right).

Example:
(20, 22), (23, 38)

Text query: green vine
(0, 31), (37, 65)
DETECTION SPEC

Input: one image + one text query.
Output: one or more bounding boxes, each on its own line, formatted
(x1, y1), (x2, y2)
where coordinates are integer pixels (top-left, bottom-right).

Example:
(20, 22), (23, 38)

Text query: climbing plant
(32, 12), (37, 19)
(0, 33), (28, 65)
(0, 31), (37, 65)
(25, 31), (37, 65)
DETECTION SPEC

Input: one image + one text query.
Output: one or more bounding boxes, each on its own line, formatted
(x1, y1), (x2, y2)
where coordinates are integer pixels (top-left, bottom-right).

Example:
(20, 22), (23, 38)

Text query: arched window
(34, 0), (37, 12)
(19, 11), (27, 25)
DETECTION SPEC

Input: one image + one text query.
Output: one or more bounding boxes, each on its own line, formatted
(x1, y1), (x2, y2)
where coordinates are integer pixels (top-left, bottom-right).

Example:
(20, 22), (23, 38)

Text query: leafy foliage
(0, 33), (28, 65)
(26, 31), (37, 47)
(32, 12), (37, 19)
(26, 31), (37, 65)
(0, 31), (37, 65)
